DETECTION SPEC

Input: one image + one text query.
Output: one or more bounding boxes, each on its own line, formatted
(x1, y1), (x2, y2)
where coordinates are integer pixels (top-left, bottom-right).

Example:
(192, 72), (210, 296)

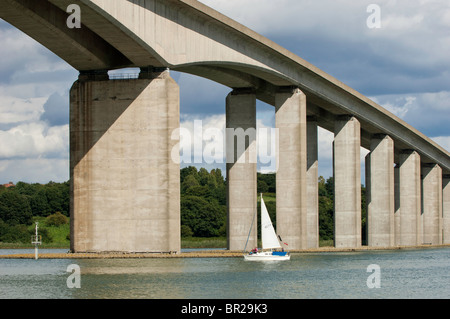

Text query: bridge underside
(2, 0), (449, 170)
(1, 0), (449, 252)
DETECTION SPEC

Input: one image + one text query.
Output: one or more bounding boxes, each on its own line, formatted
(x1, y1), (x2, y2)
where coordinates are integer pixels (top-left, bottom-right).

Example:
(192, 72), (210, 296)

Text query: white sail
(260, 196), (281, 250)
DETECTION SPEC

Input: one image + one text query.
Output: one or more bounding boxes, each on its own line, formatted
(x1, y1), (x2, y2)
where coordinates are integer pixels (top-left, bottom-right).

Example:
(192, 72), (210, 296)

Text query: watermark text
(367, 4), (381, 29)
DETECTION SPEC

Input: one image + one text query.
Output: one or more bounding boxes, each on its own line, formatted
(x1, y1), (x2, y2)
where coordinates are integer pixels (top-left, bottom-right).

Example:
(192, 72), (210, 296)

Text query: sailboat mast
(243, 202), (257, 253)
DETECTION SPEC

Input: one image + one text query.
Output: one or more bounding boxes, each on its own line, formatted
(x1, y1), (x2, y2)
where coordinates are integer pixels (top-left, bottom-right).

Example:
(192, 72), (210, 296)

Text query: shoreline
(1, 244), (449, 259)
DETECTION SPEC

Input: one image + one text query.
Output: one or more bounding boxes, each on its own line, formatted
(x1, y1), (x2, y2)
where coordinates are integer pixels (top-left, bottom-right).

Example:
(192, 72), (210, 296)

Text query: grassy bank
(1, 238), (333, 249)
(181, 237), (227, 248)
(1, 214), (333, 250)
(1, 237), (335, 249)
(33, 216), (70, 247)
(0, 242), (70, 249)
(0, 216), (70, 249)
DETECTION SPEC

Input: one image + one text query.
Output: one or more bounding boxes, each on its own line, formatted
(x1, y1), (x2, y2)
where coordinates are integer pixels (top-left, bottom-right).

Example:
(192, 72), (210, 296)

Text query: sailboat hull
(244, 251), (290, 261)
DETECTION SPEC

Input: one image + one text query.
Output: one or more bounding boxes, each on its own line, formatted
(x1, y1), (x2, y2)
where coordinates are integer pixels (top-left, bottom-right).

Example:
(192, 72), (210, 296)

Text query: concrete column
(70, 70), (180, 253)
(333, 115), (361, 248)
(307, 116), (319, 248)
(398, 150), (421, 246)
(365, 135), (395, 247)
(422, 164), (442, 245)
(394, 165), (401, 245)
(275, 88), (307, 250)
(226, 89), (257, 251)
(443, 175), (450, 244)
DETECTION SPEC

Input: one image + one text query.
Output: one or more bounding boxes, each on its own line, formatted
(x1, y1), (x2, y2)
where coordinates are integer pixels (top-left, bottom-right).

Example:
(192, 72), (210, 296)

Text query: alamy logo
(67, 264), (81, 289)
(67, 4), (81, 29)
(171, 120), (279, 171)
(367, 4), (382, 29)
(366, 264), (381, 289)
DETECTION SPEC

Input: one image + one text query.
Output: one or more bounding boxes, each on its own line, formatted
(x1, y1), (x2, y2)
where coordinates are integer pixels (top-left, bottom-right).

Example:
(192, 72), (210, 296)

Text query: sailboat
(243, 194), (290, 261)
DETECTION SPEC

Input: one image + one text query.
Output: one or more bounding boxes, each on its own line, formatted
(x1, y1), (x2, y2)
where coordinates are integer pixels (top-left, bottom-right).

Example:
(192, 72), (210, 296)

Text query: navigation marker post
(31, 222), (42, 260)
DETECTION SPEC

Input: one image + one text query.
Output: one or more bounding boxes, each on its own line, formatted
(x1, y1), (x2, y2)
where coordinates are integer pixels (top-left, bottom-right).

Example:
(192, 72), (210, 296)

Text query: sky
(0, 0), (449, 184)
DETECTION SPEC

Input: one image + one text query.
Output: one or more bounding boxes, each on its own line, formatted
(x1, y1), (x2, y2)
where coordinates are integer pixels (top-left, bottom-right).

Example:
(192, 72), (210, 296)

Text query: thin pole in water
(32, 222), (42, 260)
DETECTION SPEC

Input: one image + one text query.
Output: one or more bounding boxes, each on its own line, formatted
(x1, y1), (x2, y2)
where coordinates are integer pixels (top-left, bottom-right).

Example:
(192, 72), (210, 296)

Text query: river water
(0, 247), (449, 299)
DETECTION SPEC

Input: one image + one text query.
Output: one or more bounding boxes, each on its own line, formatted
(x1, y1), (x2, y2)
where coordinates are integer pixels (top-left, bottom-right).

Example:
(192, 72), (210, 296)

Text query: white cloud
(0, 23), (74, 84)
(0, 20), (74, 182)
(0, 122), (68, 159)
(200, 0), (367, 35)
(177, 113), (280, 173)
(0, 27), (38, 73)
(0, 158), (69, 184)
(382, 13), (424, 31)
(370, 91), (450, 143)
(0, 95), (46, 125)
(200, 0), (450, 95)
(371, 95), (417, 118)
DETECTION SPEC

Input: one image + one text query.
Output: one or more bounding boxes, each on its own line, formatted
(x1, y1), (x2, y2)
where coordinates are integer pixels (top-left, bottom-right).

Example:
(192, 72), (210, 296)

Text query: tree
(180, 166), (199, 184)
(46, 212), (68, 226)
(318, 176), (335, 241)
(318, 195), (334, 241)
(185, 185), (213, 200)
(0, 191), (33, 225)
(0, 224), (29, 243)
(181, 174), (200, 193)
(210, 168), (225, 186)
(30, 189), (51, 216)
(257, 180), (269, 193)
(325, 176), (334, 198)
(198, 167), (210, 186)
(181, 225), (194, 238)
(361, 184), (367, 245)
(257, 173), (275, 193)
(0, 219), (9, 240)
(318, 176), (327, 196)
(181, 195), (225, 237)
(45, 182), (69, 216)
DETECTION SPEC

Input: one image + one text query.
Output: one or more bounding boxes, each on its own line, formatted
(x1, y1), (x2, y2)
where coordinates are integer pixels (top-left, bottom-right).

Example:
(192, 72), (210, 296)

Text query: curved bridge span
(1, 0), (449, 252)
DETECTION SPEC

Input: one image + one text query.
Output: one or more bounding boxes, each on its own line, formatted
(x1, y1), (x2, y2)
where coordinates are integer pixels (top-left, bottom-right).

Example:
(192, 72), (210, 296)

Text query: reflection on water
(0, 248), (449, 299)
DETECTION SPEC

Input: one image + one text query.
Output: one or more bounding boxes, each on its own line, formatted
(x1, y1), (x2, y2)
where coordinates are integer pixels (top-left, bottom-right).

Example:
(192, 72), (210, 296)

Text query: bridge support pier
(307, 116), (319, 249)
(333, 115), (361, 248)
(422, 164), (442, 245)
(226, 90), (257, 251)
(70, 70), (180, 253)
(275, 88), (308, 250)
(397, 150), (422, 246)
(366, 135), (395, 247)
(443, 175), (450, 244)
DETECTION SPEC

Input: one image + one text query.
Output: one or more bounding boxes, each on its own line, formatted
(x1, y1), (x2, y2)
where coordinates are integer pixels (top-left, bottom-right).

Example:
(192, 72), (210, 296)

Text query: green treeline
(180, 167), (227, 238)
(0, 168), (366, 246)
(179, 167), (368, 244)
(0, 181), (70, 244)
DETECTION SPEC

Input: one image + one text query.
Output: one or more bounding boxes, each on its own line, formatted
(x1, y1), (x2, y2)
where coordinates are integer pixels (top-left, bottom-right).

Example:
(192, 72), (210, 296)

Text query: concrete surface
(366, 135), (395, 247)
(422, 164), (442, 245)
(443, 176), (450, 244)
(70, 72), (180, 253)
(226, 90), (257, 251)
(333, 116), (361, 248)
(307, 117), (319, 249)
(275, 88), (307, 250)
(397, 151), (422, 246)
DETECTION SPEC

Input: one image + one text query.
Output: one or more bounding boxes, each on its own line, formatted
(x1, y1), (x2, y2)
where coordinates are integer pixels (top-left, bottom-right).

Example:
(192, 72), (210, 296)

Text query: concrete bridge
(2, 0), (449, 252)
